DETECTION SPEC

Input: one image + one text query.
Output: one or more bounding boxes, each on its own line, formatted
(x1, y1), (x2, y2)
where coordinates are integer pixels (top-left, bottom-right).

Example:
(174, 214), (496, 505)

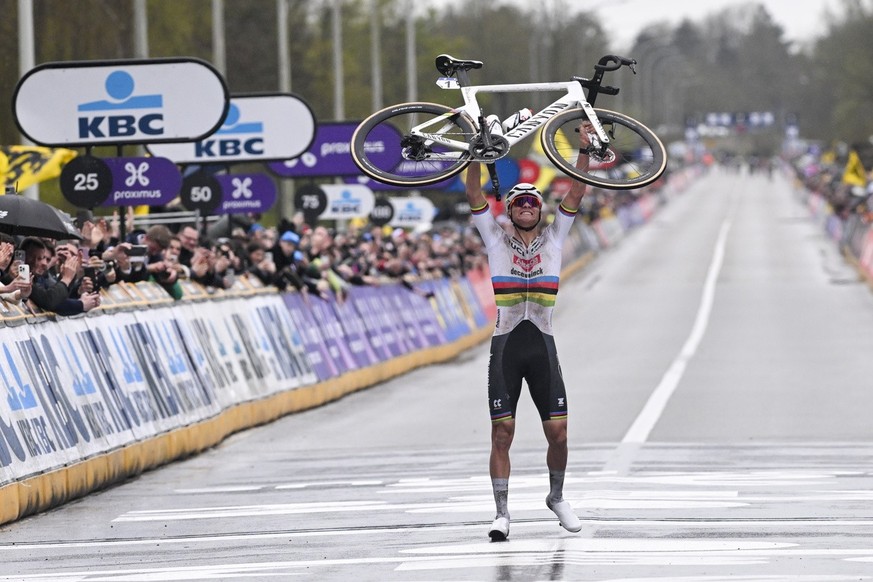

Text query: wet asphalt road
(3, 168), (873, 581)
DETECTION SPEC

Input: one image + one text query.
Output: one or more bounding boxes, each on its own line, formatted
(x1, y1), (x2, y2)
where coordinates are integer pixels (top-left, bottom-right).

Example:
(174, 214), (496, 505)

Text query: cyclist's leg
(523, 328), (582, 531)
(488, 332), (523, 480)
(487, 332), (523, 539)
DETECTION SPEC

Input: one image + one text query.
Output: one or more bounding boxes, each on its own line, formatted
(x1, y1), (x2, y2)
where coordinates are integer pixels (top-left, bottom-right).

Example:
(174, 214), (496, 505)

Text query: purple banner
(332, 291), (380, 368)
(350, 286), (406, 359)
(394, 284), (447, 347)
(216, 173), (277, 214)
(282, 293), (337, 381)
(103, 156), (182, 207)
(383, 285), (429, 351)
(269, 122), (402, 178)
(308, 295), (357, 374)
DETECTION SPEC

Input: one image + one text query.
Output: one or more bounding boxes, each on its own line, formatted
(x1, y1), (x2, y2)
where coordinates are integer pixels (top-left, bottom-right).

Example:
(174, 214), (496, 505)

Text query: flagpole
(18, 0), (38, 200)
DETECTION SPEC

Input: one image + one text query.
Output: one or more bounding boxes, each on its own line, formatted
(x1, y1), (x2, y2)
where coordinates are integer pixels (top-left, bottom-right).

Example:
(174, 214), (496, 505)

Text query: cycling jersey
(471, 202), (578, 336)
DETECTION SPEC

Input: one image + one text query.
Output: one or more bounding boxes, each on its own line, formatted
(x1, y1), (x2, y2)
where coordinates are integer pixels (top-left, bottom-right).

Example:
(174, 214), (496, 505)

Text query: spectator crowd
(0, 205), (502, 314)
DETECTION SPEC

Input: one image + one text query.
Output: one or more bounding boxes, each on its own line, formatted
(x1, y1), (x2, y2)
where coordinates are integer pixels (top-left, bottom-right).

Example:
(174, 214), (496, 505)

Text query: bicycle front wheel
(541, 107), (667, 190)
(351, 102), (476, 187)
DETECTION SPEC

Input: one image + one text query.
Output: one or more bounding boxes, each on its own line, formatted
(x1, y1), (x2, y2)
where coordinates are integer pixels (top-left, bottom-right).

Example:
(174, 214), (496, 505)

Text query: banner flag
(842, 150), (868, 187)
(0, 145), (77, 191)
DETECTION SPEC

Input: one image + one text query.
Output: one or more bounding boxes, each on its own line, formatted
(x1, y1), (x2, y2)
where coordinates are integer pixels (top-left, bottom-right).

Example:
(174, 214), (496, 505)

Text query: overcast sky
(430, 0), (843, 50)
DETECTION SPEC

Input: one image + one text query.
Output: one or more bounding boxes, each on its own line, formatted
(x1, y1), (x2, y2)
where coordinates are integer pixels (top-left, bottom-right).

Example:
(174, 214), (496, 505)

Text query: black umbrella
(0, 194), (83, 241)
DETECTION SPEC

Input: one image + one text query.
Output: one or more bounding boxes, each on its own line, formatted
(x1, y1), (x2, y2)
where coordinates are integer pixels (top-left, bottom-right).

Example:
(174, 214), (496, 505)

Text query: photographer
(16, 237), (100, 314)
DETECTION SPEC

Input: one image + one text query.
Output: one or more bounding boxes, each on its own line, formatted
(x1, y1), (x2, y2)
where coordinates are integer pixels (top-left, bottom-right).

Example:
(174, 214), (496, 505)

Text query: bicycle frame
(411, 78), (611, 160)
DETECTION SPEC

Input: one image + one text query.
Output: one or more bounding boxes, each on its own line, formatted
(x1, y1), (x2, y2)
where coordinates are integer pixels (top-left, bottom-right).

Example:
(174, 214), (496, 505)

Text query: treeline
(0, 0), (871, 152)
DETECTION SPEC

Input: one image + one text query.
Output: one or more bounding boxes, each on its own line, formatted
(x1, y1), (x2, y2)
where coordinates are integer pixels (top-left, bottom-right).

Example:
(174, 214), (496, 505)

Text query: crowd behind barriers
(0, 175), (660, 316)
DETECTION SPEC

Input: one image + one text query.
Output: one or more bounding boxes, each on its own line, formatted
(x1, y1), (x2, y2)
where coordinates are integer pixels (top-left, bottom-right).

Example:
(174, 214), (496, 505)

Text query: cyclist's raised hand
(578, 121), (594, 148)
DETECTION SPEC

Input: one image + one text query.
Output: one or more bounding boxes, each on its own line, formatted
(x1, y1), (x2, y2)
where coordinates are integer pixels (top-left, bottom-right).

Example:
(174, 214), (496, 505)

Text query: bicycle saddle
(435, 54), (483, 76)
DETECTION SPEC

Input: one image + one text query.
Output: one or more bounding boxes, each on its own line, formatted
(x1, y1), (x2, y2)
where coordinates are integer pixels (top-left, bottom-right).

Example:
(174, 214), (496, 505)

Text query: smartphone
(13, 250), (25, 263)
(264, 251), (273, 263)
(17, 263), (29, 280)
(125, 244), (148, 264)
(83, 266), (97, 280)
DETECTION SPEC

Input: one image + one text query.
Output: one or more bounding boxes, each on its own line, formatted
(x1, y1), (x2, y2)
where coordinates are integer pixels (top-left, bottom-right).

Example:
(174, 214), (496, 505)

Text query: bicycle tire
(541, 107), (667, 190)
(351, 102), (476, 187)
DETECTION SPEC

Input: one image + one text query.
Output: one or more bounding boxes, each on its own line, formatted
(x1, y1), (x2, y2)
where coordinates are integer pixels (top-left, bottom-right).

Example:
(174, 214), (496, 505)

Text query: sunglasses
(510, 195), (541, 209)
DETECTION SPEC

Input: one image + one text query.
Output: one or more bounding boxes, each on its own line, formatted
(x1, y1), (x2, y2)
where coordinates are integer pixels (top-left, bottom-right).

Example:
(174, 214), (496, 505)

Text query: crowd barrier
(0, 174), (690, 526)
(793, 180), (873, 289)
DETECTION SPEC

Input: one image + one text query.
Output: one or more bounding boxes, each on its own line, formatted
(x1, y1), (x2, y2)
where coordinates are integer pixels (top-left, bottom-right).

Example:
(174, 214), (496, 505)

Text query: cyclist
(465, 123), (592, 541)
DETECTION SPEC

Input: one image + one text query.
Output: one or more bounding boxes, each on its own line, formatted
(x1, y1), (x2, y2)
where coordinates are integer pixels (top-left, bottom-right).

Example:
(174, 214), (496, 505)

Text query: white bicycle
(351, 54), (667, 194)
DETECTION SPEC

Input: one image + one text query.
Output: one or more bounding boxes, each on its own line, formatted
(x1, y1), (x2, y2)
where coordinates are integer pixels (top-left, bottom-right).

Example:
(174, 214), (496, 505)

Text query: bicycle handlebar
(594, 54), (637, 73)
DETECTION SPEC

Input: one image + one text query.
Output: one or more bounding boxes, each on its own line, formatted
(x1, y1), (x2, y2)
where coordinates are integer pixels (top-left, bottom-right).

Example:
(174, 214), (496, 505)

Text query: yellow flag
(0, 145), (78, 192)
(842, 150), (867, 187)
(528, 127), (561, 191)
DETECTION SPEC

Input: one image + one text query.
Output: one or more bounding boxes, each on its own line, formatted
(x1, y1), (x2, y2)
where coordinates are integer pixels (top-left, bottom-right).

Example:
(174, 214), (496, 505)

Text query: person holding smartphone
(14, 237), (85, 312)
(0, 239), (33, 303)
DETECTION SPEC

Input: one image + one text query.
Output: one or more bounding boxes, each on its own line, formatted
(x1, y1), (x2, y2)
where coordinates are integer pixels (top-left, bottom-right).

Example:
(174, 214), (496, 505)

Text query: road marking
(622, 215), (733, 444)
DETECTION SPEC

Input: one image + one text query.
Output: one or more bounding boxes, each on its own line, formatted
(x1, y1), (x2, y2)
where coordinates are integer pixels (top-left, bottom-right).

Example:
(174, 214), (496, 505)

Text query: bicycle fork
(579, 101), (611, 155)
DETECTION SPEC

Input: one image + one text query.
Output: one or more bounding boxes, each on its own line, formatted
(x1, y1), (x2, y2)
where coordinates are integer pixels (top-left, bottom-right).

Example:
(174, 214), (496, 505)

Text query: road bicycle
(351, 54), (667, 196)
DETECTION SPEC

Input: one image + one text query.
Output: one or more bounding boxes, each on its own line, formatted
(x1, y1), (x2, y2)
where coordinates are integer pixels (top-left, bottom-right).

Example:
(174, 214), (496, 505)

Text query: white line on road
(621, 214), (734, 444)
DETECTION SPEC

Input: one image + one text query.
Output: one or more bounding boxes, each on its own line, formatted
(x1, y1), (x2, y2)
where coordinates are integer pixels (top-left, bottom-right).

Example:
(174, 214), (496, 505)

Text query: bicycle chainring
(470, 135), (510, 162)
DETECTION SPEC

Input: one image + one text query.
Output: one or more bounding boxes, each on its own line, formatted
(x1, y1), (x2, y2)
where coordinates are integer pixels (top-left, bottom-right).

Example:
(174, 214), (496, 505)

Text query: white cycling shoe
(488, 516), (510, 541)
(546, 497), (582, 533)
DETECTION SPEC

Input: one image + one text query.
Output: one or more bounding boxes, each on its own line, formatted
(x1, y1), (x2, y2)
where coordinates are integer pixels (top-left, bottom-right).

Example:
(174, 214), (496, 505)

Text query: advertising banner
(148, 94), (316, 164)
(85, 312), (176, 435)
(331, 290), (380, 369)
(102, 156), (182, 207)
(0, 325), (77, 483)
(13, 58), (228, 147)
(382, 284), (429, 351)
(251, 297), (317, 387)
(126, 308), (219, 426)
(282, 293), (338, 382)
(353, 286), (408, 358)
(317, 184), (376, 220)
(216, 174), (277, 215)
(269, 121), (393, 178)
(306, 296), (356, 376)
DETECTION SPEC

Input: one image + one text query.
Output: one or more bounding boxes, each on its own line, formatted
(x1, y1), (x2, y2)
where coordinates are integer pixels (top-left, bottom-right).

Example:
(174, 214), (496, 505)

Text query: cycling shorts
(487, 319), (568, 423)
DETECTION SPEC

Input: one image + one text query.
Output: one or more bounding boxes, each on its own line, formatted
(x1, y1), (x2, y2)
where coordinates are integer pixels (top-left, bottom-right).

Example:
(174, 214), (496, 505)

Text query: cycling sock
(547, 470), (565, 504)
(492, 478), (509, 518)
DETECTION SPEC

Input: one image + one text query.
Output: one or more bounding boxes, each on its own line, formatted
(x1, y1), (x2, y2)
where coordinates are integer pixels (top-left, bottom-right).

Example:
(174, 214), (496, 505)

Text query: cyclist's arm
(560, 124), (593, 213)
(465, 163), (488, 212)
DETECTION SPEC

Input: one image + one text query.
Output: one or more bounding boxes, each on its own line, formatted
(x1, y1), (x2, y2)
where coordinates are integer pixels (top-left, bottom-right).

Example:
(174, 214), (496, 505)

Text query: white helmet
(504, 183), (543, 213)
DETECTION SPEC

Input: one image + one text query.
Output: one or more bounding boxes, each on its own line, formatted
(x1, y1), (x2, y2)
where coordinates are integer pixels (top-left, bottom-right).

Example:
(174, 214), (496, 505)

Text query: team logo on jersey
(513, 254), (542, 273)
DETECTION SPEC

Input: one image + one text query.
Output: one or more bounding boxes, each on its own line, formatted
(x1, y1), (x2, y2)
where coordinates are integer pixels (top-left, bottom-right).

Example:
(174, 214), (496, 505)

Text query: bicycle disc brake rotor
(400, 135), (429, 162)
(470, 135), (510, 161)
(589, 147), (616, 164)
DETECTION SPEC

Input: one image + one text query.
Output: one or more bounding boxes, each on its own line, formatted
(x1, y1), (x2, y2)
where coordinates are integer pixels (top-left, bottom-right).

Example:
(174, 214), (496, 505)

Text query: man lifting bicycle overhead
(466, 122), (593, 542)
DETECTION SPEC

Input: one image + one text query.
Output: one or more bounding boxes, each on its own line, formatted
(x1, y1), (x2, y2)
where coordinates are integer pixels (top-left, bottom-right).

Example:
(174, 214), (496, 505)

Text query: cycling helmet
(504, 183), (543, 213)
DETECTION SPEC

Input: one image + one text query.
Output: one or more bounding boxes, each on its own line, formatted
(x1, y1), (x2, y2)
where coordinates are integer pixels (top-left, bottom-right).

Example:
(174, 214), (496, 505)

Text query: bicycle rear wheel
(351, 102), (476, 187)
(541, 107), (667, 190)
